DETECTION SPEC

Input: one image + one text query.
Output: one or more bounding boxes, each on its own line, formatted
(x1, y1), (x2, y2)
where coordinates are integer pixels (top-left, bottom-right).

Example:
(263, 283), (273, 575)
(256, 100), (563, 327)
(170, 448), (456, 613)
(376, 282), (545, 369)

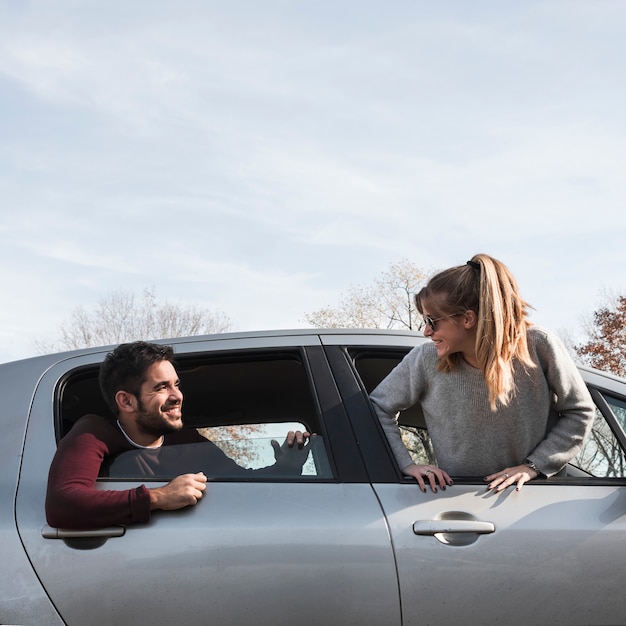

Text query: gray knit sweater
(369, 327), (595, 477)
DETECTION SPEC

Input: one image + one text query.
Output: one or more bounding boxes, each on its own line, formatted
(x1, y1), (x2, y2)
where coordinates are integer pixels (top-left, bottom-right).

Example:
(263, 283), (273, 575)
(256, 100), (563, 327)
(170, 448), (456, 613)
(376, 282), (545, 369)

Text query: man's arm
(45, 415), (206, 530)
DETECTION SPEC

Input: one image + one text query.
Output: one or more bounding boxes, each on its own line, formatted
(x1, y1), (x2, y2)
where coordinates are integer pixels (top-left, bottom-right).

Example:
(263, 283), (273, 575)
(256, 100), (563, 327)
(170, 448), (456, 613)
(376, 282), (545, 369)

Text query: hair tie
(466, 260), (480, 270)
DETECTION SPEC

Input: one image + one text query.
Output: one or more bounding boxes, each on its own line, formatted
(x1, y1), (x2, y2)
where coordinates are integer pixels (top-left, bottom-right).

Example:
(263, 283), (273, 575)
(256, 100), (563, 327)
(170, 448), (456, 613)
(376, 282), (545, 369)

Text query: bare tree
(575, 293), (626, 377)
(304, 259), (428, 330)
(36, 288), (235, 353)
(573, 411), (626, 477)
(400, 425), (436, 466)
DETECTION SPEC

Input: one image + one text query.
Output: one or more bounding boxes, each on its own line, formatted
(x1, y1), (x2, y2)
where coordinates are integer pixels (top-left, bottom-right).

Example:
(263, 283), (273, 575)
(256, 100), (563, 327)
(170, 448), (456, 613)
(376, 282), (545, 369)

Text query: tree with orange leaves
(575, 295), (626, 377)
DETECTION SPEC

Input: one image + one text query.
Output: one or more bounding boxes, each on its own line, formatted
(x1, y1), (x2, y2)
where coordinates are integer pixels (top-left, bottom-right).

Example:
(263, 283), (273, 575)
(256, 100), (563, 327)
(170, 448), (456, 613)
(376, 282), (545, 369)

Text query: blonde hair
(415, 253), (534, 410)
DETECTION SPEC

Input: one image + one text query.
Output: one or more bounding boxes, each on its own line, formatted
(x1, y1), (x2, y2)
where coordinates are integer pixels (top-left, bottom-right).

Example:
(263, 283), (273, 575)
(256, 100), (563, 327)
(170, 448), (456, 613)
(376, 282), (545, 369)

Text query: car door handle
(413, 520), (495, 535)
(41, 525), (126, 539)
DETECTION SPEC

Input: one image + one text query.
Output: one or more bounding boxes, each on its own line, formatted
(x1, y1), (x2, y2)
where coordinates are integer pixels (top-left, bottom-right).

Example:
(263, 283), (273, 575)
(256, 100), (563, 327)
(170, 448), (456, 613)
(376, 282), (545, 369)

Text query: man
(46, 341), (313, 530)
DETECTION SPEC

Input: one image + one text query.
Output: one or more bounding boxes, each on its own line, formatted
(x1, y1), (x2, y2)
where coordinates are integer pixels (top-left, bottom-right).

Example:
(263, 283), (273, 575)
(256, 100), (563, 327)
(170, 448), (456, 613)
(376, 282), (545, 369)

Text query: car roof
(3, 327), (623, 386)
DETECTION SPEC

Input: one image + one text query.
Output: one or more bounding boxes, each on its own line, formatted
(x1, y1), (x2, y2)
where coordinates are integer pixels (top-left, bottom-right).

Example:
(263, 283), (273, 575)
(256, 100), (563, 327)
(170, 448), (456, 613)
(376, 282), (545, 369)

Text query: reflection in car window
(570, 405), (626, 478)
(604, 393), (626, 437)
(200, 422), (321, 475)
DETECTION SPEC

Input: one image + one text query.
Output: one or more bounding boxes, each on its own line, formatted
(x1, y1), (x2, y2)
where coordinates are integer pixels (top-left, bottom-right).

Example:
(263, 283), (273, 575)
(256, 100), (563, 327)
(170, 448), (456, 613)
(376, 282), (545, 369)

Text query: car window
(58, 350), (334, 481)
(570, 392), (626, 478)
(351, 349), (437, 466)
(604, 392), (626, 435)
(352, 348), (626, 480)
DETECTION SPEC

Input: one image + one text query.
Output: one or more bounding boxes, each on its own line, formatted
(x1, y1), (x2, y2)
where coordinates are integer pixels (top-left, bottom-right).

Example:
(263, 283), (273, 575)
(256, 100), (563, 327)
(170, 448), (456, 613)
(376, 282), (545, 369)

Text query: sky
(1, 0), (625, 364)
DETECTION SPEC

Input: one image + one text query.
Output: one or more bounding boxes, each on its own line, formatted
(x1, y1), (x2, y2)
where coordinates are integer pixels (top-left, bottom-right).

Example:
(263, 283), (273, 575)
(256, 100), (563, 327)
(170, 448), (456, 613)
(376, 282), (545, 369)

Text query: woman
(370, 253), (595, 493)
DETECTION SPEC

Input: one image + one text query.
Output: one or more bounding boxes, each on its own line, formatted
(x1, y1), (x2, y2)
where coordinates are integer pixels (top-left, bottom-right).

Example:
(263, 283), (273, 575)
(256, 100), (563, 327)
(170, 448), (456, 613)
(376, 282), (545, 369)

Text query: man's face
(134, 360), (184, 437)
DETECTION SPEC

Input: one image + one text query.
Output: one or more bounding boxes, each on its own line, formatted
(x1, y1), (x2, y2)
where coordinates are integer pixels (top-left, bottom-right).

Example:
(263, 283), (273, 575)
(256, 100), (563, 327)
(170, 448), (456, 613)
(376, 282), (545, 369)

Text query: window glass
(604, 393), (626, 437)
(105, 425), (330, 480)
(570, 395), (626, 478)
(352, 352), (408, 395)
(200, 422), (319, 475)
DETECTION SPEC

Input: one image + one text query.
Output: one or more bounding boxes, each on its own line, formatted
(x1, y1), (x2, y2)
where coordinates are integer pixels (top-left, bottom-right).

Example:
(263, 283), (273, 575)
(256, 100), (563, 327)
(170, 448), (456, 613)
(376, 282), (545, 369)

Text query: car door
(16, 335), (401, 626)
(324, 338), (626, 626)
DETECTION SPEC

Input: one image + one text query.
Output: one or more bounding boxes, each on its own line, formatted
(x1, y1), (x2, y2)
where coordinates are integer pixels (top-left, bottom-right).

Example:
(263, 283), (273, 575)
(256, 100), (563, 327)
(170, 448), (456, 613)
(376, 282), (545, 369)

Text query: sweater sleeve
(369, 346), (426, 471)
(45, 415), (152, 529)
(527, 329), (596, 476)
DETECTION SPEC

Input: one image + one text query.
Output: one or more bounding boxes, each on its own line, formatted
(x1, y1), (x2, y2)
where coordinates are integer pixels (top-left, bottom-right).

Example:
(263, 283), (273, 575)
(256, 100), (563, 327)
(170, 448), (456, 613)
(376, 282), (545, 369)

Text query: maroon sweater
(45, 414), (239, 530)
(46, 414), (304, 529)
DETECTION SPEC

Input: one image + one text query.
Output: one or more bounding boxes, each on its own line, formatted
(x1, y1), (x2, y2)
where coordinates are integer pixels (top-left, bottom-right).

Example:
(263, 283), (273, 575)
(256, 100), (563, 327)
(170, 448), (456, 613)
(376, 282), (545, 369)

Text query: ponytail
(416, 253), (534, 409)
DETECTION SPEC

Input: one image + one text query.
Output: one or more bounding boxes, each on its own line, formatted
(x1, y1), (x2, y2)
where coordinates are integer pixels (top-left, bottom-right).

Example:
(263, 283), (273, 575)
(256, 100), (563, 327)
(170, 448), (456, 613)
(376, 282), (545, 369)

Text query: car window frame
(52, 344), (372, 484)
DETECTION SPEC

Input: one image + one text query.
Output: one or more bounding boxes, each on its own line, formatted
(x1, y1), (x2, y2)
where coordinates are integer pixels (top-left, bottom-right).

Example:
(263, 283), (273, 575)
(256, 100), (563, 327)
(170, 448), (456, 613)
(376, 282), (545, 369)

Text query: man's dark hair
(99, 341), (175, 415)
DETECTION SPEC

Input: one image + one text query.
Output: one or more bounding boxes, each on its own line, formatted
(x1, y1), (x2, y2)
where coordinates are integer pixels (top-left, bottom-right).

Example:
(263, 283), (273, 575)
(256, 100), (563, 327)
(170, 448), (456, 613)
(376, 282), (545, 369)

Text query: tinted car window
(604, 392), (626, 435)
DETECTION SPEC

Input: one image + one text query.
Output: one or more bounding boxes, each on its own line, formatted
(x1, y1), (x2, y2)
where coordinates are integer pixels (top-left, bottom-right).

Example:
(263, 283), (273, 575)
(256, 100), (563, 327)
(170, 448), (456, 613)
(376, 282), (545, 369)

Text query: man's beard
(135, 399), (183, 438)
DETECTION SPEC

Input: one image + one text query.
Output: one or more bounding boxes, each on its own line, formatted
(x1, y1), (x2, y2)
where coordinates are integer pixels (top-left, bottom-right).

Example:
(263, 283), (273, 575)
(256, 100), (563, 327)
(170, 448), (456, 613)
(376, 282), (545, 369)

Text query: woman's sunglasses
(419, 313), (463, 332)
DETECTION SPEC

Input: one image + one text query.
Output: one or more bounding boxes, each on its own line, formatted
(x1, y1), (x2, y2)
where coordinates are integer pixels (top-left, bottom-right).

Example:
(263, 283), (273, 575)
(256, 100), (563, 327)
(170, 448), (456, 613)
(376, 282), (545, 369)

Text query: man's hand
(149, 472), (208, 511)
(270, 430), (315, 474)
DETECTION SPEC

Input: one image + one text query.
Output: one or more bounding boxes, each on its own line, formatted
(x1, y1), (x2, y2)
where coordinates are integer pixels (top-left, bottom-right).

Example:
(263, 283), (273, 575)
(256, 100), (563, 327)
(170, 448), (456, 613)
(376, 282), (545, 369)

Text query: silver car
(4, 329), (626, 625)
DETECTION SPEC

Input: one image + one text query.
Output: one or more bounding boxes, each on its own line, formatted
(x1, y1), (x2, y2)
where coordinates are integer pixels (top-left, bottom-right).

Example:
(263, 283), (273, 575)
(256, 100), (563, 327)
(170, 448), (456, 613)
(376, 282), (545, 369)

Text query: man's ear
(115, 390), (137, 415)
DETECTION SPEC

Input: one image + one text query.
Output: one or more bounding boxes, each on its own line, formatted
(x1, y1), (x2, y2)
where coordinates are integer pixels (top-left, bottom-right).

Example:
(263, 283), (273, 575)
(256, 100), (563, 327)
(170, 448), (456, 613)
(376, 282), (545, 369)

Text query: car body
(3, 328), (626, 625)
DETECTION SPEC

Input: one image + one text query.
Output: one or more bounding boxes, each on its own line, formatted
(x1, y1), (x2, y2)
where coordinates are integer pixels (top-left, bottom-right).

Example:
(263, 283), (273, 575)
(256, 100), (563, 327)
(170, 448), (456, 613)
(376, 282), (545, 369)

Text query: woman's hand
(484, 464), (539, 493)
(402, 463), (453, 493)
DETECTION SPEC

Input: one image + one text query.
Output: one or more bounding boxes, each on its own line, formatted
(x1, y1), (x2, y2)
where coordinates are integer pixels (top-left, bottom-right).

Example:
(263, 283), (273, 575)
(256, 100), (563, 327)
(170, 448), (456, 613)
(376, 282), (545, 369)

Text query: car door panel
(21, 482), (400, 625)
(324, 341), (626, 625)
(0, 356), (68, 625)
(373, 482), (626, 625)
(16, 342), (403, 626)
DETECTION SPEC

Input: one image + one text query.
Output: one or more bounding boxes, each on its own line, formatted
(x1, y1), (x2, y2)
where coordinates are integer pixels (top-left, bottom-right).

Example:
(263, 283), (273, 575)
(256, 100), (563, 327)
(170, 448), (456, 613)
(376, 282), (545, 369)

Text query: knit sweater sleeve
(526, 328), (596, 476)
(45, 415), (152, 529)
(369, 345), (428, 471)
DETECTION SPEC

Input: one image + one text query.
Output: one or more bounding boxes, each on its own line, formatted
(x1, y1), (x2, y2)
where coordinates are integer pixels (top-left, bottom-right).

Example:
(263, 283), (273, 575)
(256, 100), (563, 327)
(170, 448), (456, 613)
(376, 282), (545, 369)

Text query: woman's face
(420, 297), (477, 363)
